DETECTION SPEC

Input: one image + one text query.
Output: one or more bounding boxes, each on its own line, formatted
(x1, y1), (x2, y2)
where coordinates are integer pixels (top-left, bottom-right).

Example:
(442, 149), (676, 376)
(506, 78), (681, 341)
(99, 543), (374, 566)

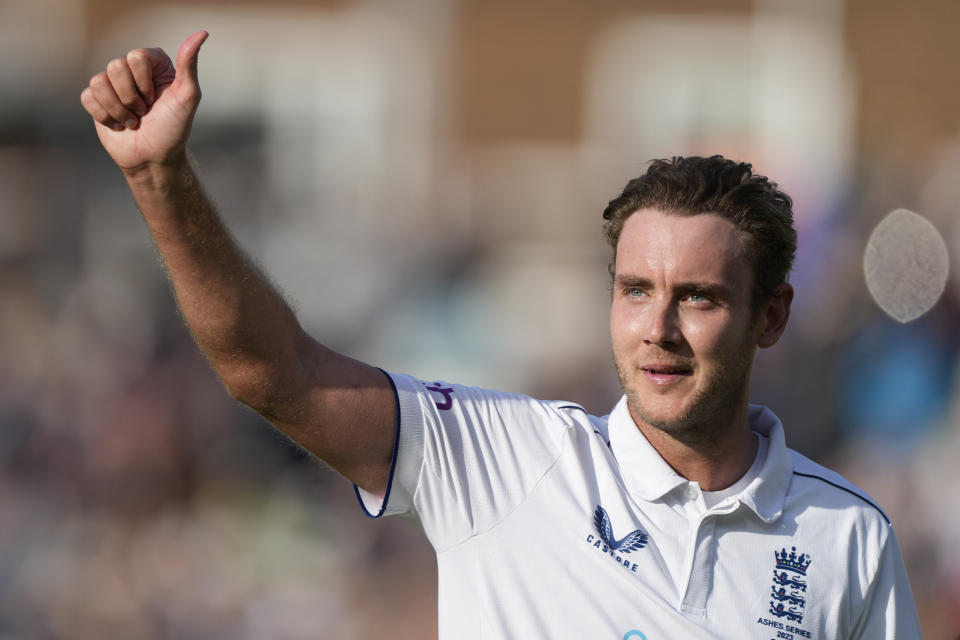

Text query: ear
(756, 283), (793, 348)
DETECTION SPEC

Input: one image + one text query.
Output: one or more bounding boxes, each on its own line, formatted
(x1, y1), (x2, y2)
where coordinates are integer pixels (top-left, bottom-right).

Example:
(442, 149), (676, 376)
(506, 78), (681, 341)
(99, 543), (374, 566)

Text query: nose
(643, 299), (682, 347)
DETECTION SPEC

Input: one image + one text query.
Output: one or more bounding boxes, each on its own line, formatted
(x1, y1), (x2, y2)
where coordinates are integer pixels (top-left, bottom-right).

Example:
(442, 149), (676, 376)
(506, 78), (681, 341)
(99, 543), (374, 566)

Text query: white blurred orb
(864, 208), (949, 323)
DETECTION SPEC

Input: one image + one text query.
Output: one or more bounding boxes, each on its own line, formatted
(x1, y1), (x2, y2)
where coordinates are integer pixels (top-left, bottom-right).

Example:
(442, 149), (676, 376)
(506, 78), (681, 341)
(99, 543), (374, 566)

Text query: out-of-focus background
(2, 0), (959, 637)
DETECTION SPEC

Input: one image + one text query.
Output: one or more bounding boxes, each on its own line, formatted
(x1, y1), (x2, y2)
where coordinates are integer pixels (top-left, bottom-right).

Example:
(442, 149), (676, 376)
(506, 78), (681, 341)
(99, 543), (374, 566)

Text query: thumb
(173, 30), (209, 91)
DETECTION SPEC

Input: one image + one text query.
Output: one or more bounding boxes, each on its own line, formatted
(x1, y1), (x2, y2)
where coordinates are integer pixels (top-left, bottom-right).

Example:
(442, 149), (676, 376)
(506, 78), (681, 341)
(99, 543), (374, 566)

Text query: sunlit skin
(610, 208), (792, 491)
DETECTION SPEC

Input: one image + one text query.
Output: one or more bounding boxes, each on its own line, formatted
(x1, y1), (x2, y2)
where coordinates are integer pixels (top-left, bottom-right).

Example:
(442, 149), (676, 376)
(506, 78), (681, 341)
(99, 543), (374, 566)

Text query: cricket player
(81, 31), (922, 638)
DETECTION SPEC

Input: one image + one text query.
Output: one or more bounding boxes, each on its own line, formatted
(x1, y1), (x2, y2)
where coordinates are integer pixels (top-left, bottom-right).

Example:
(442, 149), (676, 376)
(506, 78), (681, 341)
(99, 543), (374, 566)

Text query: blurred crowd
(2, 0), (960, 638)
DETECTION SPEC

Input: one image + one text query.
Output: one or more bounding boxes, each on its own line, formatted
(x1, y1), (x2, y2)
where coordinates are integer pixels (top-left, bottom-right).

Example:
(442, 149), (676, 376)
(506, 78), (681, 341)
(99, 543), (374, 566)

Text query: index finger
(125, 47), (170, 107)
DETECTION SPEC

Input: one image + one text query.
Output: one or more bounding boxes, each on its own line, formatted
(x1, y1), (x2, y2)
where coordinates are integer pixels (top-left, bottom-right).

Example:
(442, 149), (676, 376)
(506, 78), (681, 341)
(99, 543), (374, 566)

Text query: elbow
(214, 330), (311, 414)
(219, 361), (288, 414)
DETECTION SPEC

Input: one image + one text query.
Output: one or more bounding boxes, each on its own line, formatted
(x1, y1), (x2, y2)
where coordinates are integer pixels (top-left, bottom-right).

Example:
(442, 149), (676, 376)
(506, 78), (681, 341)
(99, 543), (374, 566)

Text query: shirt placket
(677, 501), (739, 617)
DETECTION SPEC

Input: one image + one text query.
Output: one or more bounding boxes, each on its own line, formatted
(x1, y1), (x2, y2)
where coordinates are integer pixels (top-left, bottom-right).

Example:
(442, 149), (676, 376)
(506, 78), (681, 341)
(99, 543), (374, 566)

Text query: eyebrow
(613, 275), (732, 300)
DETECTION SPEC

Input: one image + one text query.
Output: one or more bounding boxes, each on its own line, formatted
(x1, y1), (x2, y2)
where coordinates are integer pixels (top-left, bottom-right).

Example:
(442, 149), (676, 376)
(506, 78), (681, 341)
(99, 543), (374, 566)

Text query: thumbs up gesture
(81, 30), (209, 174)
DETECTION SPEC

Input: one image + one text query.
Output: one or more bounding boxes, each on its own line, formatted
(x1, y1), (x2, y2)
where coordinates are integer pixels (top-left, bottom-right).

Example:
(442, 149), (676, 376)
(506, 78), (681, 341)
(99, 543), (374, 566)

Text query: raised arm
(80, 31), (396, 494)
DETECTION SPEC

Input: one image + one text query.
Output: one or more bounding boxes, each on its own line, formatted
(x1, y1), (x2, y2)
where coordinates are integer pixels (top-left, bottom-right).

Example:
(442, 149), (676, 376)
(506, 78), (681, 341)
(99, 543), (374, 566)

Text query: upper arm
(848, 526), (921, 639)
(384, 376), (574, 546)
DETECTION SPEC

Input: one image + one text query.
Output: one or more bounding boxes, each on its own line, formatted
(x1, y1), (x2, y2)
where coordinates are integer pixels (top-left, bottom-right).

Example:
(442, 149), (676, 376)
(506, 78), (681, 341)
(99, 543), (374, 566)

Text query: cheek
(677, 312), (735, 355)
(610, 302), (641, 345)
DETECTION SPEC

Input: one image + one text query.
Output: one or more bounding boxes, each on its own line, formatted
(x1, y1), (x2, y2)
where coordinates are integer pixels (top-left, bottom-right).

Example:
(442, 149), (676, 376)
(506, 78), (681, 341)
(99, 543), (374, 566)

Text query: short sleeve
(849, 525), (922, 639)
(355, 372), (576, 550)
(353, 370), (423, 518)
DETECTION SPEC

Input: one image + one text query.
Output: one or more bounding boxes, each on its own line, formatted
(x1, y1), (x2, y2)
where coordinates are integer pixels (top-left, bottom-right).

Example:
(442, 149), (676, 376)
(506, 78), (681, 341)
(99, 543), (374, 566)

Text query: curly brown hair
(602, 155), (797, 307)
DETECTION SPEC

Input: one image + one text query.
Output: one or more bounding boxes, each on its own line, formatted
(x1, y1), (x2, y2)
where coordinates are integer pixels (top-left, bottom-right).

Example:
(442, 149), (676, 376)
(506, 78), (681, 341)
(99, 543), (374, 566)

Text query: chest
(441, 442), (850, 640)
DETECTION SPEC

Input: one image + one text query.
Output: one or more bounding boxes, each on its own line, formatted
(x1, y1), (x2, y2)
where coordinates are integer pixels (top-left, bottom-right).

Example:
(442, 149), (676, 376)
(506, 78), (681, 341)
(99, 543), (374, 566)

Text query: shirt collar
(607, 397), (793, 522)
(608, 396), (688, 502)
(739, 404), (793, 523)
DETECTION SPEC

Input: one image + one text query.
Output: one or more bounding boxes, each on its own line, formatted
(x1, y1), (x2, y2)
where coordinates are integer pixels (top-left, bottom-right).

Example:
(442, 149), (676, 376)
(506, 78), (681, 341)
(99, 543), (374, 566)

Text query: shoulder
(783, 452), (920, 635)
(787, 450), (891, 527)
(390, 372), (602, 445)
(784, 452), (898, 605)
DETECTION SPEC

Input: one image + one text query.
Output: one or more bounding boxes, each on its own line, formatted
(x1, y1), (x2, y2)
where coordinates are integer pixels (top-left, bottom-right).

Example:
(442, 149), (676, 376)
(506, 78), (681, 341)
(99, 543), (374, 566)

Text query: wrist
(122, 152), (192, 193)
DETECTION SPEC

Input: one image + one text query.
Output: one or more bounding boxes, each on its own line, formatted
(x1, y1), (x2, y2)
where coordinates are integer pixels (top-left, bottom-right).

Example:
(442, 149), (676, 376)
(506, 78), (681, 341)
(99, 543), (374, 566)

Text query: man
(82, 31), (921, 638)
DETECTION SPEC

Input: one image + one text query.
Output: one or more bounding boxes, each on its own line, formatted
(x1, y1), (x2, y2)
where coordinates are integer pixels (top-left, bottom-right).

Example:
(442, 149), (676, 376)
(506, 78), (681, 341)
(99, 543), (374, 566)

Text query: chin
(628, 394), (699, 434)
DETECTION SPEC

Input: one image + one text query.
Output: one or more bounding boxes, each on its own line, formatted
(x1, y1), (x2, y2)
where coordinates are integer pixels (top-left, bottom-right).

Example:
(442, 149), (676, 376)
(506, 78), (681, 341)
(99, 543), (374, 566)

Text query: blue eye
(684, 291), (717, 307)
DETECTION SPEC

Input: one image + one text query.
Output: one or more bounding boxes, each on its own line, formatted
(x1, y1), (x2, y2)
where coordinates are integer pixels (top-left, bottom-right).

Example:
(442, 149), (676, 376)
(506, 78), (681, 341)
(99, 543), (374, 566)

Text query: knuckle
(81, 89), (98, 110)
(181, 85), (200, 102)
(106, 57), (127, 74)
(126, 48), (149, 63)
(90, 72), (109, 89)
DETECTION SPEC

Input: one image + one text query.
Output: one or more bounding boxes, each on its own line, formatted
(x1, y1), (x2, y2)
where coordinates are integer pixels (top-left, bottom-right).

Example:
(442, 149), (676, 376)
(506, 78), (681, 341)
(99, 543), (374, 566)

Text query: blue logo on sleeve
(424, 382), (454, 410)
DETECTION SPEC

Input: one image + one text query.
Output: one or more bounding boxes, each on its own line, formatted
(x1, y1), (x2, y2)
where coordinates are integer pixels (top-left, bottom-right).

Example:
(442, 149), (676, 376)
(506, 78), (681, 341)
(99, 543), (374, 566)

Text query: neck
(627, 401), (758, 492)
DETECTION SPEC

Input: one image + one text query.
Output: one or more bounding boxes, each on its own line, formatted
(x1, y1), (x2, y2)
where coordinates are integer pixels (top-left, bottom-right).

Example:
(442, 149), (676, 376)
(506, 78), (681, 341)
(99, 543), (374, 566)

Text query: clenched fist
(81, 30), (208, 174)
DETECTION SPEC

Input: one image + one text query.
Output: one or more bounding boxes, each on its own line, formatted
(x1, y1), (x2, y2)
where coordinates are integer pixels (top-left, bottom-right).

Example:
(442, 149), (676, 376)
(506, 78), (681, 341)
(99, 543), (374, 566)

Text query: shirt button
(685, 485), (699, 500)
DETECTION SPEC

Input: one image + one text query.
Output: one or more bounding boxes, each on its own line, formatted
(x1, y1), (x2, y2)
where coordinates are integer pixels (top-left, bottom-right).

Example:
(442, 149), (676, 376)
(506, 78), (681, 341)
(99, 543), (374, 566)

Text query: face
(610, 208), (765, 440)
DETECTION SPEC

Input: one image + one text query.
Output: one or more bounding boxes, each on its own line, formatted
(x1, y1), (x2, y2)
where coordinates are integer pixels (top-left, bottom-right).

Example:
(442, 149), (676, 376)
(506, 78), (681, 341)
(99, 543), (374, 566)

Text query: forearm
(126, 156), (305, 407)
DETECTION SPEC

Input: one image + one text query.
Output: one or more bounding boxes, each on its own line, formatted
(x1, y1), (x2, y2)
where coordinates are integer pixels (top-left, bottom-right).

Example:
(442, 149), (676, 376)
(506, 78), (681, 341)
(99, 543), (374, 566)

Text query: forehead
(614, 208), (750, 285)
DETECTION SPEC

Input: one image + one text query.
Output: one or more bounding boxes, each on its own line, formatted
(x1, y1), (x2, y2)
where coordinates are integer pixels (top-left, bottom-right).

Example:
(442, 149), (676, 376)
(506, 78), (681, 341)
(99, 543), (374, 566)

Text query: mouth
(639, 363), (693, 385)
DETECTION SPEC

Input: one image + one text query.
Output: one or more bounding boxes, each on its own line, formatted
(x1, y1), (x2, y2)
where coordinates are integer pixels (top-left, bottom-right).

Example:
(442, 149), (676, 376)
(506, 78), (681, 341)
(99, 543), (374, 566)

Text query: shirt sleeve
(848, 524), (922, 639)
(354, 372), (576, 550)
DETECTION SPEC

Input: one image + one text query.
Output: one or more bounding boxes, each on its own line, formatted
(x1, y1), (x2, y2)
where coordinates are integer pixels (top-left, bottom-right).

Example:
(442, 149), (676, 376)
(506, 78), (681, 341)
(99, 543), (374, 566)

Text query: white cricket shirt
(356, 374), (921, 639)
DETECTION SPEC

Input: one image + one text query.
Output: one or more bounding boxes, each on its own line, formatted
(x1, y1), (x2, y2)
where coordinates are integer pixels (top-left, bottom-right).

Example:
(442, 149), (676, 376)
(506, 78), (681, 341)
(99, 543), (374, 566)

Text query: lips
(639, 362), (693, 385)
(640, 363), (692, 375)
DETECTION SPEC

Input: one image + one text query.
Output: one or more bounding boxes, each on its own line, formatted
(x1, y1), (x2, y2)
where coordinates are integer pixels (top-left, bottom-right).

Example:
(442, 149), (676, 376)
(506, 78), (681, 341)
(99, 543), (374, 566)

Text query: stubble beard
(615, 348), (755, 449)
